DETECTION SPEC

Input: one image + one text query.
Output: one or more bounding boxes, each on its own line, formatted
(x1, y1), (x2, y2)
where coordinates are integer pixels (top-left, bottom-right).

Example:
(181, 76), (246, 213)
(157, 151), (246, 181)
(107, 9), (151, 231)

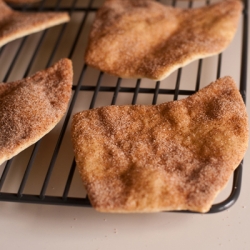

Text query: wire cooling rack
(0, 0), (248, 213)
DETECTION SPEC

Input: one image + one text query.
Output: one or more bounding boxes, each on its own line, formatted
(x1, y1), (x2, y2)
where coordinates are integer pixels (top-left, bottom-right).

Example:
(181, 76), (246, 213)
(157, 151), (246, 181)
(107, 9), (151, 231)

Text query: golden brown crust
(85, 0), (243, 80)
(71, 76), (248, 213)
(0, 58), (73, 165)
(0, 0), (70, 48)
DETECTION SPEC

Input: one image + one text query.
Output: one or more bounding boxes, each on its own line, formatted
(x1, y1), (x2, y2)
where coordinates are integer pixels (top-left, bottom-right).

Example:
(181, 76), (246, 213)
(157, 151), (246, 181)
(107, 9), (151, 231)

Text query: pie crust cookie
(71, 76), (248, 213)
(0, 58), (73, 165)
(85, 0), (243, 80)
(0, 0), (70, 48)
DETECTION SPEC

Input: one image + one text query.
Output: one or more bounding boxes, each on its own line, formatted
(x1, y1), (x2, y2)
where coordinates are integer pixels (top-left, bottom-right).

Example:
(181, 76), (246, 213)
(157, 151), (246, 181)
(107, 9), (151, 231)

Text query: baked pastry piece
(71, 76), (248, 213)
(0, 58), (73, 165)
(0, 0), (70, 48)
(85, 0), (243, 80)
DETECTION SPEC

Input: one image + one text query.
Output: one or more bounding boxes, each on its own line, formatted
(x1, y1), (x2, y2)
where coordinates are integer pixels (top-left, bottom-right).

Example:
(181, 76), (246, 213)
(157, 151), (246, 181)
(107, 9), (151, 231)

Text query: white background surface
(0, 0), (250, 249)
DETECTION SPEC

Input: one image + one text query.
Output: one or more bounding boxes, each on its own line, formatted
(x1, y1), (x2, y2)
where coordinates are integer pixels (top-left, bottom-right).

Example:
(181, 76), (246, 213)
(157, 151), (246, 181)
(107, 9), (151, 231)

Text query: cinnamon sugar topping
(85, 0), (242, 80)
(0, 0), (70, 48)
(0, 58), (73, 165)
(71, 76), (248, 213)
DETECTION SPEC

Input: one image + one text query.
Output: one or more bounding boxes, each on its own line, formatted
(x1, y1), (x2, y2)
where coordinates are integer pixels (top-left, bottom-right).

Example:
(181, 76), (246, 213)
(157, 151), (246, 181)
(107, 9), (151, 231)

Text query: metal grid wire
(0, 0), (248, 213)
